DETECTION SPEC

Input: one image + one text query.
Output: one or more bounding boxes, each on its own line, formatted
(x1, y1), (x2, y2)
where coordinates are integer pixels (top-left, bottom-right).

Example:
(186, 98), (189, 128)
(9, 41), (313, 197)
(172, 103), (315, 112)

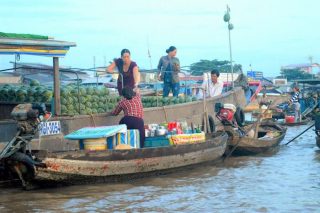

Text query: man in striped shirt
(289, 86), (301, 122)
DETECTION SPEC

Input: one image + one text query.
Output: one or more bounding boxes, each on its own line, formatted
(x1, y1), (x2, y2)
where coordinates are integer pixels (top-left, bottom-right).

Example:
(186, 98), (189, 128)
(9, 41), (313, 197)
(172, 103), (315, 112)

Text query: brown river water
(0, 124), (320, 212)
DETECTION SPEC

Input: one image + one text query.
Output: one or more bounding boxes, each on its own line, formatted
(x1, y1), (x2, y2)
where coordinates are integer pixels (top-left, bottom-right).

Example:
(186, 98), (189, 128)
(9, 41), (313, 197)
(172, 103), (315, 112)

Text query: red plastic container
(168, 122), (177, 131)
(285, 116), (295, 123)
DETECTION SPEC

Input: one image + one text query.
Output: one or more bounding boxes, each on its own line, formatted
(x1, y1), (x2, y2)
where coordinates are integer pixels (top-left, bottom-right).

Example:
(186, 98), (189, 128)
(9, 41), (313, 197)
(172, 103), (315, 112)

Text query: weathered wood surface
(35, 132), (228, 182)
(225, 121), (287, 155)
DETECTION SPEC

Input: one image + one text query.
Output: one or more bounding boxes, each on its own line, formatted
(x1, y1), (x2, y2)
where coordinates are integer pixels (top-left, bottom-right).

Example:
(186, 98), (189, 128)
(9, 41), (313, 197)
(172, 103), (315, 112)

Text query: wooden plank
(53, 57), (61, 115)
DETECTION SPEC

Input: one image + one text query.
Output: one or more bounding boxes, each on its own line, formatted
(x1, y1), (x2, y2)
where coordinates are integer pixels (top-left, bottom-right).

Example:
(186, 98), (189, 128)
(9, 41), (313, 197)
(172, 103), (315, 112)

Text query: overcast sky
(0, 0), (319, 76)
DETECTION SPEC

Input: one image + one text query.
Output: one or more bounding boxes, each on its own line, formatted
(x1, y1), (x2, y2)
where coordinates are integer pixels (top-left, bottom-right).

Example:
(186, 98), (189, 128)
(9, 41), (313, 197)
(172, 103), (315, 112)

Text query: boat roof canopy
(295, 79), (320, 85)
(0, 32), (76, 57)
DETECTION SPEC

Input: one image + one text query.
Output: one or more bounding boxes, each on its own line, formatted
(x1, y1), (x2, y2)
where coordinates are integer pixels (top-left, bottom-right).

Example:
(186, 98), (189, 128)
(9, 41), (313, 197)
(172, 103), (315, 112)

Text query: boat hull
(34, 132), (228, 183)
(281, 118), (311, 126)
(225, 121), (287, 155)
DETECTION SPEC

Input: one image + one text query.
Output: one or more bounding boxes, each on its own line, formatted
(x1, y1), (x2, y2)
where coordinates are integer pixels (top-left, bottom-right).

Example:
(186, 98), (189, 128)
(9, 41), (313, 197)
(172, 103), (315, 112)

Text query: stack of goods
(64, 125), (141, 151)
(144, 121), (205, 148)
(60, 85), (119, 116)
(0, 80), (53, 103)
(107, 129), (140, 149)
(0, 81), (199, 116)
(141, 96), (197, 108)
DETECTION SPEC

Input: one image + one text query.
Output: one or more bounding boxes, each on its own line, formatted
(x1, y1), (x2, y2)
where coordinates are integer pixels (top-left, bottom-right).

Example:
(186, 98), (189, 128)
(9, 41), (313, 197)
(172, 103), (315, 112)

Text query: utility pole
(223, 5), (234, 88)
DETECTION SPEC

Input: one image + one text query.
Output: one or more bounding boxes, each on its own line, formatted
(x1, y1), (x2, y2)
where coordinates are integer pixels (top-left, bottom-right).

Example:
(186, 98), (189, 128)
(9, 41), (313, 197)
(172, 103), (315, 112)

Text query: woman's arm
(133, 66), (140, 87)
(111, 102), (122, 115)
(106, 61), (116, 73)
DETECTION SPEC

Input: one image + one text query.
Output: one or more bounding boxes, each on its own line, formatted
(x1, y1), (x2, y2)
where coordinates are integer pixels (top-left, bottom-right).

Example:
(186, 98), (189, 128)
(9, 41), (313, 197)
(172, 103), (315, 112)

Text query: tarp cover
(0, 32), (48, 40)
(64, 125), (127, 140)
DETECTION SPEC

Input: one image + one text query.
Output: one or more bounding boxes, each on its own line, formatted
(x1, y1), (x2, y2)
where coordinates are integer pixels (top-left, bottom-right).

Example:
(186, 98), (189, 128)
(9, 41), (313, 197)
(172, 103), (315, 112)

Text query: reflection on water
(1, 125), (320, 212)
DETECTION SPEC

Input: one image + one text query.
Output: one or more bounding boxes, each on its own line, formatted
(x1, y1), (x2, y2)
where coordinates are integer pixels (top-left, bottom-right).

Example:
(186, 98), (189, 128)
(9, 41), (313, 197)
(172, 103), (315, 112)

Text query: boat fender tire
(202, 115), (216, 133)
(235, 107), (245, 127)
(9, 152), (36, 180)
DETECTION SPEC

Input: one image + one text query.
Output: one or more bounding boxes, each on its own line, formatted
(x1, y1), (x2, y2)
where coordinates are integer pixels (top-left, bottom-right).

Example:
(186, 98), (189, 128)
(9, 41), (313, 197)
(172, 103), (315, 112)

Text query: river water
(1, 124), (320, 212)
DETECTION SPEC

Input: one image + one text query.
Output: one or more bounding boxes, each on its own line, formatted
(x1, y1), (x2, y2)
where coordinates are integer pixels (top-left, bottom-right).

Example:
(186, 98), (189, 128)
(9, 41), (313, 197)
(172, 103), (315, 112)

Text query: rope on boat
(162, 106), (169, 123)
(285, 123), (315, 145)
(89, 114), (96, 127)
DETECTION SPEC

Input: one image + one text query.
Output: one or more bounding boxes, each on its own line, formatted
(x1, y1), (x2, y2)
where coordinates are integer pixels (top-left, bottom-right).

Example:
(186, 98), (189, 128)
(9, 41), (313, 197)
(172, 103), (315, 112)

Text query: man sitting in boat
(259, 92), (271, 108)
(197, 69), (224, 99)
(111, 87), (145, 147)
(289, 85), (301, 122)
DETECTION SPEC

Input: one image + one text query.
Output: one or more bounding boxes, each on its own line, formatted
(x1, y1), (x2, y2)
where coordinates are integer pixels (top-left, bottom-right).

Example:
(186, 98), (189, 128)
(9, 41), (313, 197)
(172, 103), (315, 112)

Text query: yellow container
(169, 132), (206, 145)
(83, 138), (107, 151)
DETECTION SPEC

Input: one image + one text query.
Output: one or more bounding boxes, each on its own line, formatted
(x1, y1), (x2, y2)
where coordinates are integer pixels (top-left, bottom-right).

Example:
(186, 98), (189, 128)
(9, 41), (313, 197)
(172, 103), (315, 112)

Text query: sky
(0, 0), (319, 77)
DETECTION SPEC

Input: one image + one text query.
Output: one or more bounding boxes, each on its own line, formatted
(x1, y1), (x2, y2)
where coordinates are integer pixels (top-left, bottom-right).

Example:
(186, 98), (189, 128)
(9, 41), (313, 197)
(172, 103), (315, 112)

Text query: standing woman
(112, 87), (145, 148)
(157, 46), (180, 97)
(106, 49), (140, 96)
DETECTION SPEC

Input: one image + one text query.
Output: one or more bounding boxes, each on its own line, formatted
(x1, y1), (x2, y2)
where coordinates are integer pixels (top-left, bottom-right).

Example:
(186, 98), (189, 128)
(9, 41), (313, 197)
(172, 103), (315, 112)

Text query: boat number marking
(39, 121), (61, 136)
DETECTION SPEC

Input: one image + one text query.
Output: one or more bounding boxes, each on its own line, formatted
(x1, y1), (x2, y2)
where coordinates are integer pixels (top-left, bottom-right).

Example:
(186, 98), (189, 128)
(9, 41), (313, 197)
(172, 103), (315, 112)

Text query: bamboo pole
(53, 57), (61, 115)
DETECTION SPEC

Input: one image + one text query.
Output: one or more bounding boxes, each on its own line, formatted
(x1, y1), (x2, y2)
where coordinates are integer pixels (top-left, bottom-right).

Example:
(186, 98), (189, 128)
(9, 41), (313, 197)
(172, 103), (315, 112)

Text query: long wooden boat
(281, 118), (311, 126)
(32, 132), (228, 184)
(224, 121), (287, 155)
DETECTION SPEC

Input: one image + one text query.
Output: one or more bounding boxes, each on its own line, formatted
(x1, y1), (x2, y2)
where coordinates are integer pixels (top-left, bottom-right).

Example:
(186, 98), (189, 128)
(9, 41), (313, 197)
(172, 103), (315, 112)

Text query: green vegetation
(189, 59), (242, 76)
(280, 68), (315, 81)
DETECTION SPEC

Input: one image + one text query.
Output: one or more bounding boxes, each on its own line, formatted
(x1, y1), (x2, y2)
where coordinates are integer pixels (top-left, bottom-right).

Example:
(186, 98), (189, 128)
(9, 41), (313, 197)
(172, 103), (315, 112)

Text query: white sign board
(39, 121), (61, 136)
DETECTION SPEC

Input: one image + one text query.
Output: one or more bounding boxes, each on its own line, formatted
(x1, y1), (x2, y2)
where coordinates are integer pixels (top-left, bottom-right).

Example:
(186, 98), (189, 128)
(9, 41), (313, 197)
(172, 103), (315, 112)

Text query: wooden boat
(281, 118), (311, 126)
(32, 132), (228, 184)
(224, 121), (287, 155)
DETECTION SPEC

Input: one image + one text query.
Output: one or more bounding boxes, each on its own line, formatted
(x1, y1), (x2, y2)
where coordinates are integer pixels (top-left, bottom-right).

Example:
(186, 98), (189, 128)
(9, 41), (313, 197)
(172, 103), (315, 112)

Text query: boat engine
(0, 103), (49, 189)
(215, 103), (237, 126)
(215, 103), (246, 139)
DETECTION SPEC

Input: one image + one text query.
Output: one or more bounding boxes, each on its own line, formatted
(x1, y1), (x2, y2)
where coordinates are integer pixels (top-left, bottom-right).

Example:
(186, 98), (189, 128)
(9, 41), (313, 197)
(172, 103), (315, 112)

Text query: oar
(285, 123), (315, 145)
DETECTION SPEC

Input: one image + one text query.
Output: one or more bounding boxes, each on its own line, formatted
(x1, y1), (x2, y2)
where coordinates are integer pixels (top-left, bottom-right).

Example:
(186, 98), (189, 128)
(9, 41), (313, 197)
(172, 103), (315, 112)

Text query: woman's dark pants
(119, 116), (145, 148)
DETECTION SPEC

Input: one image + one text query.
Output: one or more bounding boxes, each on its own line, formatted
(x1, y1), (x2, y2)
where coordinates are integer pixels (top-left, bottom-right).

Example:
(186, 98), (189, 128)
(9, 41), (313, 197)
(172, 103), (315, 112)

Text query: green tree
(280, 68), (314, 81)
(189, 59), (242, 76)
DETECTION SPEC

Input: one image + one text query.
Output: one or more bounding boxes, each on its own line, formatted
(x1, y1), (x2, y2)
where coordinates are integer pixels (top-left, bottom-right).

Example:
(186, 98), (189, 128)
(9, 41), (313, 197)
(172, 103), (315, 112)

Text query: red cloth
(112, 94), (144, 118)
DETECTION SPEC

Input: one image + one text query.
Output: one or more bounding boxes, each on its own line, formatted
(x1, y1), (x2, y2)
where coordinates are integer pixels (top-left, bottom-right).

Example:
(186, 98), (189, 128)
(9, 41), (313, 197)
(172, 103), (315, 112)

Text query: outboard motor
(215, 103), (237, 126)
(215, 102), (246, 138)
(0, 103), (49, 189)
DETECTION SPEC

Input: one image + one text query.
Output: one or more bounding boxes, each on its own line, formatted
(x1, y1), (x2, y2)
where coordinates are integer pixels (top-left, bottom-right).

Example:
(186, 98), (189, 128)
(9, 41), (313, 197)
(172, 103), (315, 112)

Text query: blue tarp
(64, 125), (127, 140)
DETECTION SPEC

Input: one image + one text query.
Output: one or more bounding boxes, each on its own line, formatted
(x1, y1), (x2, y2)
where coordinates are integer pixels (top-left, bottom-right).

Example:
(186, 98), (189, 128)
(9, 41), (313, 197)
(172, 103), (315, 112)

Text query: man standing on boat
(289, 85), (301, 122)
(197, 69), (224, 99)
(157, 46), (180, 97)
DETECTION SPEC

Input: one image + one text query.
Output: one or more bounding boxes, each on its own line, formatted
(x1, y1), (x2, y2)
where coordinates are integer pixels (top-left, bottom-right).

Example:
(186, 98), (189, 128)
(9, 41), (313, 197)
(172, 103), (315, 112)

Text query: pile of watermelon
(0, 80), (198, 116)
(0, 80), (52, 103)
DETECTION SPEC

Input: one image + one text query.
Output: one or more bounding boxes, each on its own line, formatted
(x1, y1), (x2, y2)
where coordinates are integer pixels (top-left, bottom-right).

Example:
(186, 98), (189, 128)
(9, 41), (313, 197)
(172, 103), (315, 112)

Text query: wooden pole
(53, 57), (61, 115)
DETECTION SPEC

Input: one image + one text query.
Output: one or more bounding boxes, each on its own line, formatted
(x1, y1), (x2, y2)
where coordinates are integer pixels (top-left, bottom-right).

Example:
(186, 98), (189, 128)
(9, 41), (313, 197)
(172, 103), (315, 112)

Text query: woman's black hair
(121, 49), (131, 56)
(122, 87), (136, 100)
(166, 46), (176, 54)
